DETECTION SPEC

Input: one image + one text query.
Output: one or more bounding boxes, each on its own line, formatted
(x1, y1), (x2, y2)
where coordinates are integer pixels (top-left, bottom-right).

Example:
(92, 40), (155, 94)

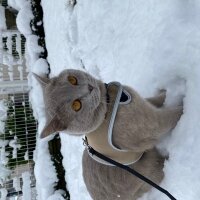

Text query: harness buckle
(82, 136), (89, 147)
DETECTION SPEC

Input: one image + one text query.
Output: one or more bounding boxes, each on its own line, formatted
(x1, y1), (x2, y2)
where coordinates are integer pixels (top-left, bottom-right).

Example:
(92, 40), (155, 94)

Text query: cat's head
(34, 69), (107, 138)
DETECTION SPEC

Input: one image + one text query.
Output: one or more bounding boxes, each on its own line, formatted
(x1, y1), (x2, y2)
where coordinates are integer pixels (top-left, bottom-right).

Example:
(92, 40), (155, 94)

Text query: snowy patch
(0, 188), (8, 200)
(8, 0), (28, 11)
(0, 100), (8, 121)
(16, 2), (33, 35)
(34, 139), (58, 200)
(24, 150), (29, 160)
(0, 164), (11, 183)
(13, 177), (21, 192)
(0, 143), (9, 165)
(22, 172), (31, 200)
(9, 136), (21, 159)
(0, 6), (6, 30)
(0, 100), (7, 134)
(32, 58), (49, 76)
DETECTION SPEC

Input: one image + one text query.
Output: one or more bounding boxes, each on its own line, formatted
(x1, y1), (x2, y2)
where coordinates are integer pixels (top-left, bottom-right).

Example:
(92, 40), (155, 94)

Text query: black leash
(83, 137), (176, 200)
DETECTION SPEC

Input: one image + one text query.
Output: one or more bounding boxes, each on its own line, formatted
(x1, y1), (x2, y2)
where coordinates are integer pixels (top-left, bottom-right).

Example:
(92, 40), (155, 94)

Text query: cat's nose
(88, 84), (93, 93)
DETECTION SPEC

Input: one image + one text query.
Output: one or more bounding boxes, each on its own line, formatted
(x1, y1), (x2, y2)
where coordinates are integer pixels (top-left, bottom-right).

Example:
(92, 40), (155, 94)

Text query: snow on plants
(0, 188), (8, 200)
(0, 6), (6, 30)
(0, 102), (11, 187)
(26, 35), (44, 67)
(8, 0), (29, 11)
(13, 177), (22, 192)
(22, 172), (31, 200)
(24, 150), (29, 160)
(0, 142), (9, 165)
(0, 100), (7, 121)
(14, 0), (59, 199)
(32, 58), (49, 76)
(0, 100), (7, 135)
(9, 135), (21, 159)
(16, 2), (33, 35)
(0, 164), (11, 183)
(34, 139), (58, 200)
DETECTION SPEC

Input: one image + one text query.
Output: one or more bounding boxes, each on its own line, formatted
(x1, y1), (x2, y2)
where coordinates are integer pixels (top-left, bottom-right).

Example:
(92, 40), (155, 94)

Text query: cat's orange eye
(68, 76), (78, 85)
(72, 99), (82, 112)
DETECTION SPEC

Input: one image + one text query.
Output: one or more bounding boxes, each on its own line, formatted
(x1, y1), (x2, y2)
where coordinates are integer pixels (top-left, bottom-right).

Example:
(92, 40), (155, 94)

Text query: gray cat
(34, 69), (183, 200)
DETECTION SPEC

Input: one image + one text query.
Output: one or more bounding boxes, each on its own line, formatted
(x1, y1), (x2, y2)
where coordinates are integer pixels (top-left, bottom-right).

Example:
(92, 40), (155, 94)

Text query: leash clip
(82, 136), (89, 147)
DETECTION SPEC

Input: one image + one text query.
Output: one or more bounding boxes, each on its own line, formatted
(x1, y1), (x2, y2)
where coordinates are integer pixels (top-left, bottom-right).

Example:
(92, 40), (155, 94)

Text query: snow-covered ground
(0, 5), (6, 30)
(15, 0), (200, 199)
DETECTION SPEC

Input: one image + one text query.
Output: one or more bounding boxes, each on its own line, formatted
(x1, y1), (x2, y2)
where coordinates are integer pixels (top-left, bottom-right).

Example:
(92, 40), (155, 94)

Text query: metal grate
(0, 0), (8, 7)
(0, 86), (37, 200)
(0, 31), (28, 82)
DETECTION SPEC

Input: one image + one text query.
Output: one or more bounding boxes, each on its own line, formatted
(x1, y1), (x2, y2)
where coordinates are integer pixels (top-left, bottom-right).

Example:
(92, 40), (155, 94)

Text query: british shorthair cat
(34, 69), (182, 200)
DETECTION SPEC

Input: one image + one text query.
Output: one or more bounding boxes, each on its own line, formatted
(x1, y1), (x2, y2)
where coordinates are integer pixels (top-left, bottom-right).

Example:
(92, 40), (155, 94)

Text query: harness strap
(107, 82), (129, 151)
(83, 137), (177, 200)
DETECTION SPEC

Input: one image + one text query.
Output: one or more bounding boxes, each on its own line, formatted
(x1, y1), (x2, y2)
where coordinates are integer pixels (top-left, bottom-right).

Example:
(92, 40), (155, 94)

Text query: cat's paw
(154, 89), (167, 107)
(146, 90), (166, 108)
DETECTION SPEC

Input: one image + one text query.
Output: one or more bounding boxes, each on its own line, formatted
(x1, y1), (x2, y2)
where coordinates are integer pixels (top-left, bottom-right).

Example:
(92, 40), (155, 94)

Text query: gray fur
(34, 69), (183, 200)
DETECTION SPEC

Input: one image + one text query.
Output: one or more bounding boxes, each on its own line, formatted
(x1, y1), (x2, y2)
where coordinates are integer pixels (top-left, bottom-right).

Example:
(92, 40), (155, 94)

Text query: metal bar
(0, 80), (28, 88)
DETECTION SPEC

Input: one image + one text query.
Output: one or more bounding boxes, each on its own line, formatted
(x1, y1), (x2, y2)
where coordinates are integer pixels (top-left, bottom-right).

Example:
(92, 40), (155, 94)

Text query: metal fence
(0, 0), (8, 7)
(0, 30), (27, 82)
(0, 85), (37, 200)
(0, 15), (37, 200)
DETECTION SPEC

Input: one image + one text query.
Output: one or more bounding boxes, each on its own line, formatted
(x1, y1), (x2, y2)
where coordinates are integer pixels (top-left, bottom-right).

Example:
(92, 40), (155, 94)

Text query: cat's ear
(32, 73), (50, 88)
(40, 116), (67, 139)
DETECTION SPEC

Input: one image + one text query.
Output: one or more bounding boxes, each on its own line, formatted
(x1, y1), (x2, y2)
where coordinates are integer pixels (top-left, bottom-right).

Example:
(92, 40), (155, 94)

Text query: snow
(0, 100), (7, 121)
(32, 58), (49, 75)
(9, 135), (21, 159)
(18, 65), (24, 80)
(0, 140), (8, 148)
(0, 121), (5, 134)
(0, 101), (10, 185)
(1, 32), (23, 68)
(16, 2), (33, 35)
(15, 0), (200, 199)
(34, 139), (58, 200)
(47, 190), (66, 200)
(8, 0), (28, 11)
(26, 35), (44, 66)
(0, 6), (6, 30)
(40, 1), (200, 200)
(24, 150), (29, 160)
(14, 1), (64, 199)
(0, 100), (7, 134)
(22, 172), (31, 200)
(16, 33), (23, 62)
(0, 143), (9, 165)
(13, 177), (22, 192)
(0, 188), (8, 200)
(0, 164), (11, 183)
